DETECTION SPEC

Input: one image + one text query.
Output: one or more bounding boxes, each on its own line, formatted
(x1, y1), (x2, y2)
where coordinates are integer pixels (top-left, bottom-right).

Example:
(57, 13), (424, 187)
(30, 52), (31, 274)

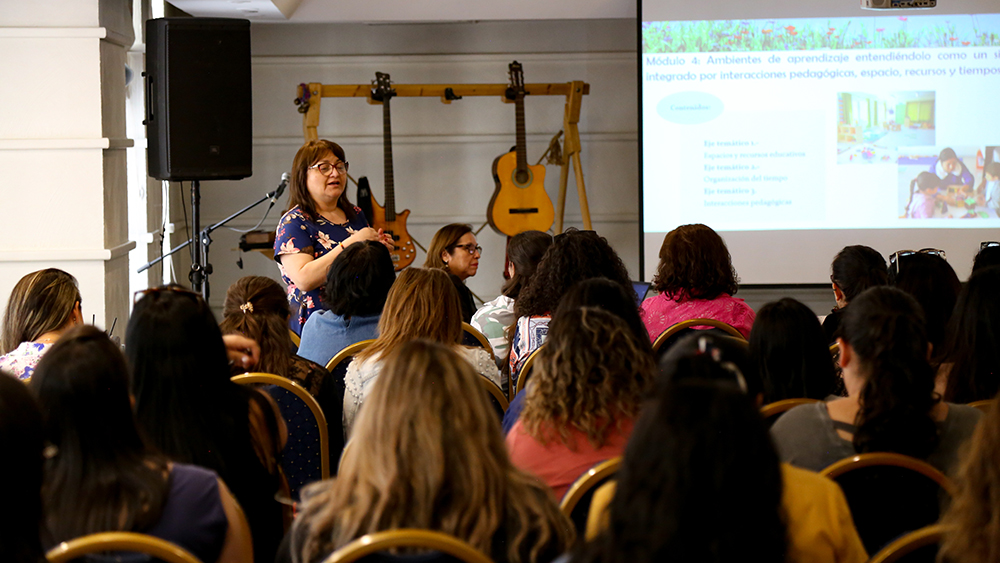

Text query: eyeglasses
(889, 248), (946, 276)
(452, 243), (483, 256)
(309, 161), (348, 176)
(133, 285), (200, 304)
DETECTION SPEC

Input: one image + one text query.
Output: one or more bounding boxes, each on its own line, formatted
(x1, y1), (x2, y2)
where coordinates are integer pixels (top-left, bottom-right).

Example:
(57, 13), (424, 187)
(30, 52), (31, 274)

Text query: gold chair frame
(462, 322), (494, 356)
(47, 532), (203, 563)
(289, 329), (301, 347)
(480, 377), (509, 413)
(867, 524), (950, 563)
(651, 318), (746, 354)
(760, 398), (821, 421)
(820, 452), (955, 496)
(559, 457), (622, 518)
(231, 372), (330, 480)
(322, 529), (494, 563)
(829, 342), (840, 356)
(967, 399), (994, 413)
(511, 344), (544, 400)
(326, 339), (376, 372)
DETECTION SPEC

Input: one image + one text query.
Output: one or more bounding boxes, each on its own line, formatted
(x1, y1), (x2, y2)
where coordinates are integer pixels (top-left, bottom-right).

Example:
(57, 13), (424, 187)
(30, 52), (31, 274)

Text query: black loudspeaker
(145, 18), (252, 181)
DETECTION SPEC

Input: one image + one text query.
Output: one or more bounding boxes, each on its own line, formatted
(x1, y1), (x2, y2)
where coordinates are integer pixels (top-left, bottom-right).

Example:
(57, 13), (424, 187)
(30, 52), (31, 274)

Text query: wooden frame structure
(297, 80), (592, 232)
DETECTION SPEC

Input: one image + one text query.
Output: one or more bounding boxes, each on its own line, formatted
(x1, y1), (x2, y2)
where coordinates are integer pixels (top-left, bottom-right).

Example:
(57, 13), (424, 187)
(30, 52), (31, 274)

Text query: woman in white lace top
(343, 268), (500, 437)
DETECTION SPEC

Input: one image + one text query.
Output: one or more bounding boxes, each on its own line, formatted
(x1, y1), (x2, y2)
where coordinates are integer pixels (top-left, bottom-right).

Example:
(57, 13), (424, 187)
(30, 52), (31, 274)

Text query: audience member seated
(0, 371), (45, 563)
(641, 223), (754, 343)
(30, 326), (250, 563)
(750, 297), (840, 402)
(343, 268), (500, 437)
(298, 241), (395, 368)
(582, 345), (867, 563)
(502, 278), (652, 434)
(972, 242), (1000, 273)
(221, 276), (330, 394)
(283, 340), (574, 563)
(822, 245), (888, 343)
(938, 399), (1000, 563)
(127, 286), (286, 563)
(941, 266), (1000, 403)
(0, 269), (83, 380)
(471, 230), (552, 367)
(424, 223), (481, 322)
(771, 286), (981, 478)
(506, 307), (655, 499)
(888, 250), (961, 366)
(508, 229), (631, 386)
(573, 379), (790, 563)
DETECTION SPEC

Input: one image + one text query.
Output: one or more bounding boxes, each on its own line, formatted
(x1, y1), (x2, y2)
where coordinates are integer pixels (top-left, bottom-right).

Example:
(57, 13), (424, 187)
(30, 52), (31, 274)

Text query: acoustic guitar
(487, 61), (555, 236)
(370, 72), (416, 270)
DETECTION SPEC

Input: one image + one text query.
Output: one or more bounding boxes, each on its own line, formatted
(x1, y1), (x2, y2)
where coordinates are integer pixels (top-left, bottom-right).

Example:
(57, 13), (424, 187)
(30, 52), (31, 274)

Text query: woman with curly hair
(939, 399), (1000, 563)
(641, 224), (754, 342)
(286, 340), (574, 563)
(508, 229), (631, 386)
(506, 307), (655, 498)
(770, 286), (981, 478)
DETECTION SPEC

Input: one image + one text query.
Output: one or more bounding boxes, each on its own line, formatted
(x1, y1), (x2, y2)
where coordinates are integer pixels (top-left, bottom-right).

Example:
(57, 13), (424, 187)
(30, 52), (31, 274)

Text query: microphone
(270, 172), (291, 203)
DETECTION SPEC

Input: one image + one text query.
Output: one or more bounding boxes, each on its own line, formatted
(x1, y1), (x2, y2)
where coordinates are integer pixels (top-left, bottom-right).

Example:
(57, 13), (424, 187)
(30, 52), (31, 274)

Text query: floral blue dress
(274, 205), (369, 333)
(0, 341), (52, 380)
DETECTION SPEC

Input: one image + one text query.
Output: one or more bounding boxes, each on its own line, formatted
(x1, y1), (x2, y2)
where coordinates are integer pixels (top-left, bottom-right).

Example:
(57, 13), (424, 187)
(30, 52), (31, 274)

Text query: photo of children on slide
(898, 146), (1000, 219)
(837, 91), (934, 164)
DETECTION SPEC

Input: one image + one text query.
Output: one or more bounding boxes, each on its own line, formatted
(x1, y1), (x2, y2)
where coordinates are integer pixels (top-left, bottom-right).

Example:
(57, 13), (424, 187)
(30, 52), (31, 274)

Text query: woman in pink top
(641, 224), (754, 342)
(507, 307), (656, 499)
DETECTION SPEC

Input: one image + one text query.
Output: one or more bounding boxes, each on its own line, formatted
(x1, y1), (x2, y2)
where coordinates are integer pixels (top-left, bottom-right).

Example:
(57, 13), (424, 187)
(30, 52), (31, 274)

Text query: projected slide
(641, 14), (1000, 233)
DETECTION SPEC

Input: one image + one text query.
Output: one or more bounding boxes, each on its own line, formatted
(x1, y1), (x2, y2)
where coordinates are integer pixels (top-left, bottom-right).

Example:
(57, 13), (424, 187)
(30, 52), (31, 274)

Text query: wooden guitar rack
(297, 80), (591, 232)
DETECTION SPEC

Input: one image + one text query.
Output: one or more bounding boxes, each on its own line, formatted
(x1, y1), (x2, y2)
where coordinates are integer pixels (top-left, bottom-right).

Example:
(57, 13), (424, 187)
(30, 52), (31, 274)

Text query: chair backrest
(325, 339), (375, 374)
(46, 532), (204, 563)
(967, 399), (994, 413)
(867, 524), (949, 563)
(480, 376), (509, 418)
(560, 457), (622, 535)
(322, 529), (494, 563)
(232, 373), (329, 501)
(829, 342), (840, 356)
(511, 344), (544, 400)
(289, 329), (301, 348)
(653, 319), (747, 354)
(461, 322), (494, 356)
(819, 453), (955, 556)
(760, 398), (821, 427)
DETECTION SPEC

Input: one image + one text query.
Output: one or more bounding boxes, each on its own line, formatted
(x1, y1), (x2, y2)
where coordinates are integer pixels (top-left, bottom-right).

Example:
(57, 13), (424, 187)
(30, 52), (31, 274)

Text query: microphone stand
(138, 178), (288, 300)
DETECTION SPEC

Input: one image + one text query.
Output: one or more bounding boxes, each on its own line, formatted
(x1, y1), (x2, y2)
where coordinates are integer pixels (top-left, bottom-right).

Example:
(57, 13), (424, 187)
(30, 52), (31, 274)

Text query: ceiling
(167, 0), (636, 23)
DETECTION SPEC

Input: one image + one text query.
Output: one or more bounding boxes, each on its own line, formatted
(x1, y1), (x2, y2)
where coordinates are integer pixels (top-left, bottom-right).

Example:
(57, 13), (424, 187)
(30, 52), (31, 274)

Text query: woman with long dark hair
(942, 266), (1000, 403)
(471, 230), (552, 366)
(822, 245), (888, 342)
(641, 223), (754, 342)
(750, 297), (839, 402)
(889, 250), (961, 365)
(30, 325), (251, 563)
(0, 371), (45, 563)
(424, 223), (482, 322)
(127, 287), (286, 563)
(771, 286), (981, 477)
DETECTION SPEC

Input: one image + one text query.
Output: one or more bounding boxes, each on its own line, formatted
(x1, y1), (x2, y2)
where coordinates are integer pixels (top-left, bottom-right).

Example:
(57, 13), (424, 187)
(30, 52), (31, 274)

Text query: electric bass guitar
(487, 61), (555, 236)
(370, 72), (416, 270)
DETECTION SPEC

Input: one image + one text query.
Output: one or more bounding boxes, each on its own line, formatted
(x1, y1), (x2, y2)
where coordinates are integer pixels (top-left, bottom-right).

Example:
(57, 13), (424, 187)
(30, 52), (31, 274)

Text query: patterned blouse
(273, 205), (370, 333)
(640, 292), (755, 343)
(508, 315), (551, 390)
(470, 295), (516, 367)
(0, 341), (52, 380)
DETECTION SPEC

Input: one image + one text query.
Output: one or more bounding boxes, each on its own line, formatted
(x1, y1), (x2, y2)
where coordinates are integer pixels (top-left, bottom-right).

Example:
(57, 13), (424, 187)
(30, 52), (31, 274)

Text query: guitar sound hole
(515, 170), (530, 184)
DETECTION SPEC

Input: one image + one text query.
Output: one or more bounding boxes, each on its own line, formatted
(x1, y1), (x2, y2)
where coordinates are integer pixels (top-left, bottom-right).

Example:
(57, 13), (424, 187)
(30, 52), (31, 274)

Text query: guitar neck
(514, 94), (527, 173)
(382, 98), (396, 222)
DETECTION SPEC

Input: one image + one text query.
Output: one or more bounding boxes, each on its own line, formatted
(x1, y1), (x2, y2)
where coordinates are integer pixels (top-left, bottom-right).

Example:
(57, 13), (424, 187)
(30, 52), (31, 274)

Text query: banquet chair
(867, 524), (950, 563)
(461, 322), (494, 356)
(760, 398), (822, 427)
(652, 319), (746, 357)
(967, 399), (994, 413)
(511, 344), (544, 400)
(820, 452), (954, 556)
(46, 532), (202, 563)
(325, 339), (375, 374)
(232, 372), (329, 501)
(560, 457), (623, 535)
(480, 377), (509, 418)
(323, 529), (494, 563)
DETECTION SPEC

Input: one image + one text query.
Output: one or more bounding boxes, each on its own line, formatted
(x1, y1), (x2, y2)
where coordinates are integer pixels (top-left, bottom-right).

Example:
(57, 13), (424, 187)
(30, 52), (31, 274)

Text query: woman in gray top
(771, 286), (981, 478)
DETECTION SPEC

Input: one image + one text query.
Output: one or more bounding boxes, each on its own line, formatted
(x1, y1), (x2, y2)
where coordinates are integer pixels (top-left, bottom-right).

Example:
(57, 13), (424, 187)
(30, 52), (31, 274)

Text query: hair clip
(696, 335), (748, 393)
(240, 302), (254, 314)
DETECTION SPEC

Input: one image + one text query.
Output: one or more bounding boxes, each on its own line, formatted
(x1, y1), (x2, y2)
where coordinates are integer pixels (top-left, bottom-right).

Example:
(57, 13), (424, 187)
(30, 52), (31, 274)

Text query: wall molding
(0, 27), (106, 39)
(0, 241), (136, 262)
(252, 132), (637, 147)
(252, 51), (635, 66)
(181, 212), (638, 232)
(0, 138), (134, 150)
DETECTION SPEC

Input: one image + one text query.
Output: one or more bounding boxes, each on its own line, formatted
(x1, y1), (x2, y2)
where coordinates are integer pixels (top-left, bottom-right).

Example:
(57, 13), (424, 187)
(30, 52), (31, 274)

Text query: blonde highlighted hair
(939, 399), (1000, 563)
(293, 340), (574, 562)
(2, 269), (80, 354)
(521, 307), (655, 449)
(355, 268), (462, 363)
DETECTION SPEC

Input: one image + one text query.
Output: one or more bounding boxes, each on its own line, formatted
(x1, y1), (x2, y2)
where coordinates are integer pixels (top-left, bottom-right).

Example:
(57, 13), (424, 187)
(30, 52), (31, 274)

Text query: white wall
(0, 0), (135, 332)
(191, 19), (641, 310)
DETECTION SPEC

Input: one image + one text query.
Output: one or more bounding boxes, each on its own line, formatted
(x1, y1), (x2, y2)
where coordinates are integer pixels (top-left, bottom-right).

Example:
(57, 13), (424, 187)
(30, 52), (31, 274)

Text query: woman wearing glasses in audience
(425, 223), (482, 322)
(274, 140), (393, 333)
